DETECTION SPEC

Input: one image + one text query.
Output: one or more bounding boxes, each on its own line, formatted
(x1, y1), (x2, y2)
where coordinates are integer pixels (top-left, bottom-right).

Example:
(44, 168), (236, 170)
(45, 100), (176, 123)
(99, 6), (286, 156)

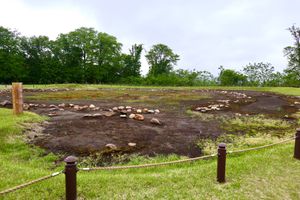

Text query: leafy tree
(284, 25), (300, 86)
(219, 68), (247, 86)
(146, 44), (179, 76)
(176, 69), (198, 84)
(94, 32), (123, 83)
(266, 72), (284, 86)
(121, 44), (143, 78)
(20, 36), (56, 83)
(0, 26), (26, 83)
(197, 71), (217, 86)
(243, 62), (275, 86)
(55, 27), (98, 83)
(54, 28), (122, 83)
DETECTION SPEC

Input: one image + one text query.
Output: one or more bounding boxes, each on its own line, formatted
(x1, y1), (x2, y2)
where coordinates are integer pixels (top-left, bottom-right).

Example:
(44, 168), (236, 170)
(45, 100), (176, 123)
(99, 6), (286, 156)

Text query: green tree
(284, 25), (300, 86)
(197, 70), (217, 86)
(121, 44), (143, 78)
(219, 69), (247, 86)
(55, 27), (98, 83)
(146, 44), (179, 76)
(243, 62), (275, 86)
(94, 32), (123, 83)
(0, 26), (26, 83)
(20, 36), (56, 83)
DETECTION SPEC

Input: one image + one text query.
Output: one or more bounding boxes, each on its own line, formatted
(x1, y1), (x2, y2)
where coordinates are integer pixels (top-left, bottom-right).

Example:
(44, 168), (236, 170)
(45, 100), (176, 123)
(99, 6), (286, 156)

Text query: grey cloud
(17, 0), (300, 74)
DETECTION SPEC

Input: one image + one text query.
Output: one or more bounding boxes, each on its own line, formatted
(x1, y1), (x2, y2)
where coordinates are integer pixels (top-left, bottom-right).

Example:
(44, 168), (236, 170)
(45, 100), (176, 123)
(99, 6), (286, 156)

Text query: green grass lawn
(0, 85), (300, 199)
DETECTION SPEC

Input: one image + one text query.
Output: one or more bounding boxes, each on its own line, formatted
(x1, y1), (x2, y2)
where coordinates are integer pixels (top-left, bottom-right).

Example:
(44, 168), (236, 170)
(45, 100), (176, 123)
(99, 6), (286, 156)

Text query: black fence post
(217, 143), (226, 183)
(294, 128), (300, 160)
(64, 156), (78, 200)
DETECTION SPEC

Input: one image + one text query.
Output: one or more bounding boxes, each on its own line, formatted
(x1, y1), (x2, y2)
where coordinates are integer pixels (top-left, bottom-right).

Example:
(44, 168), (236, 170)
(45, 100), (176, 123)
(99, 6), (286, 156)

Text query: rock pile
(195, 102), (229, 113)
(217, 91), (250, 99)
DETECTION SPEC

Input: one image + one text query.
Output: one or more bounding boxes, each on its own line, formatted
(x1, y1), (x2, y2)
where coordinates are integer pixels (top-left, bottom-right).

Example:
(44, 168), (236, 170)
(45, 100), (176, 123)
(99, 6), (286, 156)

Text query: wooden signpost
(12, 82), (23, 115)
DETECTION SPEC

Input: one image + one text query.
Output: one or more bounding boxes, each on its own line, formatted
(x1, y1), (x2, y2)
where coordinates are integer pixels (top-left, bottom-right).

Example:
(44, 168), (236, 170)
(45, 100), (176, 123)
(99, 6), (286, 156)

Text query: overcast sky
(1, 0), (299, 75)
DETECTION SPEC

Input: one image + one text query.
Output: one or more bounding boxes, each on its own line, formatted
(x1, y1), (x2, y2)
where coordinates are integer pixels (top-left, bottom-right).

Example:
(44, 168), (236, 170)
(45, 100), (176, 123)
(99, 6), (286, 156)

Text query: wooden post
(217, 143), (226, 183)
(12, 82), (23, 115)
(294, 128), (300, 160)
(64, 156), (78, 200)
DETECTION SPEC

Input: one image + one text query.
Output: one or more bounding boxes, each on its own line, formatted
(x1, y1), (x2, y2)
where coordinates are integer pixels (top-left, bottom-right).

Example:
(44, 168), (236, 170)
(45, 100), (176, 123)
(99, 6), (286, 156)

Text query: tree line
(0, 26), (299, 86)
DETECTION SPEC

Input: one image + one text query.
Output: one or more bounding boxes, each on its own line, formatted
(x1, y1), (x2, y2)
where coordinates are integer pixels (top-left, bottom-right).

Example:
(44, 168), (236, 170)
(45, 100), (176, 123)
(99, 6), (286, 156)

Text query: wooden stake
(12, 82), (23, 115)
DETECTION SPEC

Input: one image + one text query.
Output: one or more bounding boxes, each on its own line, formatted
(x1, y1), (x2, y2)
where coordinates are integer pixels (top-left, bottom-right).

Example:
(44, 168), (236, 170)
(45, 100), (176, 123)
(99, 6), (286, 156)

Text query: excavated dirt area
(0, 88), (299, 158)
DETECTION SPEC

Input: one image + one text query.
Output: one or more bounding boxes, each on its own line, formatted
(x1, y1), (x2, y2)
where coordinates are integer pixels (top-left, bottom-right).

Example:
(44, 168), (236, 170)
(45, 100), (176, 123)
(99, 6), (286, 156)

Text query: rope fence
(79, 154), (217, 171)
(0, 129), (299, 200)
(79, 136), (296, 172)
(227, 136), (296, 154)
(0, 171), (63, 196)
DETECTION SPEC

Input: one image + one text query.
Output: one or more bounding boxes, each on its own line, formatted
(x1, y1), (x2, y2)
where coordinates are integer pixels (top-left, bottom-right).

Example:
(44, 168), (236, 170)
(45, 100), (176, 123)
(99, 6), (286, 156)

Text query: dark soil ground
(0, 88), (299, 158)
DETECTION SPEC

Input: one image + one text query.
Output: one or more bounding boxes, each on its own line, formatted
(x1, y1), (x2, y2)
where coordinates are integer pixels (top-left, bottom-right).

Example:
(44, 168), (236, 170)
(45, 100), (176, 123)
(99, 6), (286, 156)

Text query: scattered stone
(148, 109), (155, 114)
(120, 114), (127, 118)
(154, 109), (160, 114)
(48, 112), (58, 117)
(74, 105), (80, 110)
(49, 104), (57, 108)
(58, 103), (66, 108)
(89, 104), (96, 109)
(23, 104), (30, 110)
(129, 113), (136, 119)
(105, 143), (117, 150)
(127, 109), (132, 113)
(49, 107), (59, 111)
(125, 106), (132, 109)
(93, 113), (103, 118)
(0, 100), (11, 106)
(41, 104), (47, 108)
(235, 113), (242, 117)
(295, 102), (300, 105)
(83, 114), (93, 118)
(128, 143), (136, 147)
(134, 114), (144, 121)
(120, 110), (127, 115)
(143, 108), (148, 113)
(83, 113), (103, 119)
(150, 118), (161, 125)
(217, 100), (230, 104)
(118, 106), (125, 110)
(82, 105), (89, 109)
(102, 111), (115, 117)
(69, 104), (74, 107)
(136, 109), (142, 113)
(59, 108), (64, 111)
